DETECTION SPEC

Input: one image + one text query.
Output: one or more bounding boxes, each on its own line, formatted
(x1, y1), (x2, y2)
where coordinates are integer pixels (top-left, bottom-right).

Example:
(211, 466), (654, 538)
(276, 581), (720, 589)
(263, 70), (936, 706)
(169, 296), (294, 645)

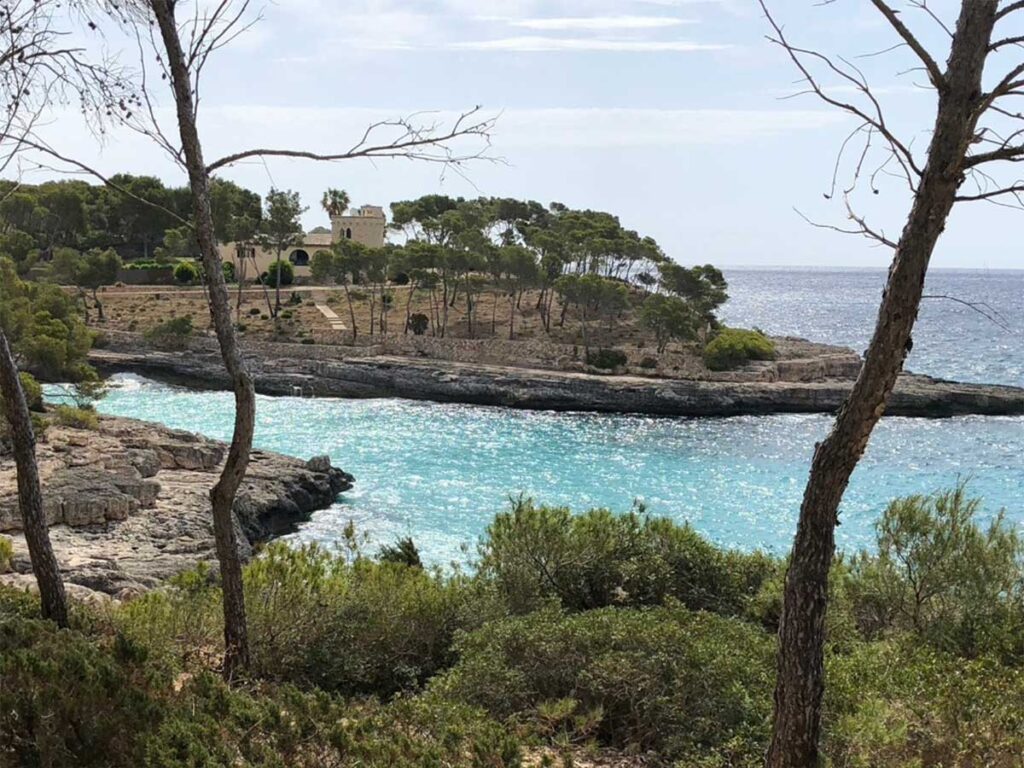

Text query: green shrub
(434, 605), (774, 762)
(221, 261), (235, 283)
(378, 537), (423, 569)
(248, 307), (261, 316)
(407, 313), (429, 335)
(0, 593), (522, 768)
(52, 404), (99, 430)
(586, 348), (627, 370)
(300, 338), (314, 345)
(0, 535), (12, 572)
(703, 328), (776, 371)
(0, 612), (166, 766)
(241, 544), (498, 696)
(478, 500), (778, 616)
(280, 310), (293, 320)
(263, 260), (294, 288)
(18, 371), (43, 411)
(143, 316), (193, 351)
(825, 637), (1024, 767)
(847, 485), (1024, 662)
(638, 355), (658, 369)
(172, 261), (200, 285)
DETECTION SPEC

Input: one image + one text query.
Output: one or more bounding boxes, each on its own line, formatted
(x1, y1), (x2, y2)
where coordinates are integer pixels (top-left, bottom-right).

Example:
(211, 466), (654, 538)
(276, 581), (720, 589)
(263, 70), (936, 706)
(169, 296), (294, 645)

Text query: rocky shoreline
(89, 335), (1024, 418)
(0, 415), (353, 599)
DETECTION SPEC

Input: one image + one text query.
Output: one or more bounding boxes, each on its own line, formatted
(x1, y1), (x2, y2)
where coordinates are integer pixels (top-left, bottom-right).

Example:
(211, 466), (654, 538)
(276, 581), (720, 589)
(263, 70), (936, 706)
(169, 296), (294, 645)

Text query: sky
(22, 0), (1024, 269)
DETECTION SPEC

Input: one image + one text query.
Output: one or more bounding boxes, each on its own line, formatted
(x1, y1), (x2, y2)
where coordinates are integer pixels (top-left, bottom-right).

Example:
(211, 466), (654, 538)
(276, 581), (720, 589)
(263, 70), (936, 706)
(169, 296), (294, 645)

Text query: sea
(68, 268), (1024, 563)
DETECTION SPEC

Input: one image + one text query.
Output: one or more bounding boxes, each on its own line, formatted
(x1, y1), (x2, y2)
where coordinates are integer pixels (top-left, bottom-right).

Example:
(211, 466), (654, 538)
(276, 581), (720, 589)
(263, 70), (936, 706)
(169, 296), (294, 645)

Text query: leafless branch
(921, 294), (1012, 330)
(206, 107), (500, 173)
(996, 1), (1024, 22)
(757, 0), (922, 183)
(15, 136), (190, 225)
(794, 194), (897, 249)
(869, 0), (946, 89)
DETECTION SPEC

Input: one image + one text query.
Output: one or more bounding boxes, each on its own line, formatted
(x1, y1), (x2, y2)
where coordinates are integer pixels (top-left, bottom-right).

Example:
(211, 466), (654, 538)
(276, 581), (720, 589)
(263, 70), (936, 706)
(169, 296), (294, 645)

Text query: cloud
(195, 106), (846, 152)
(507, 16), (694, 30)
(449, 37), (726, 52)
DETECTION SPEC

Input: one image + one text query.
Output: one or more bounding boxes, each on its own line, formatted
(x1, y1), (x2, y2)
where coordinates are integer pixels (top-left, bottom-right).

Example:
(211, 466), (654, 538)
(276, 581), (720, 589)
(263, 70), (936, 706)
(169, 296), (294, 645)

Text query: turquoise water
(72, 374), (1024, 564)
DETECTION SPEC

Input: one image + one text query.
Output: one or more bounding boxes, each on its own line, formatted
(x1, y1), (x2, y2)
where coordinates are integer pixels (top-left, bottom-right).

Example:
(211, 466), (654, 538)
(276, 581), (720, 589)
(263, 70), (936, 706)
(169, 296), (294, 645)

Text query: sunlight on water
(63, 374), (1024, 565)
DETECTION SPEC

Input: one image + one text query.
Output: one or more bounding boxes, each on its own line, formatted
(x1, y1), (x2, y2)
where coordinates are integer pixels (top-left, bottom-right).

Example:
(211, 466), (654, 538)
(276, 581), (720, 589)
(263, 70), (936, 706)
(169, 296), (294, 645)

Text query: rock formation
(0, 415), (353, 599)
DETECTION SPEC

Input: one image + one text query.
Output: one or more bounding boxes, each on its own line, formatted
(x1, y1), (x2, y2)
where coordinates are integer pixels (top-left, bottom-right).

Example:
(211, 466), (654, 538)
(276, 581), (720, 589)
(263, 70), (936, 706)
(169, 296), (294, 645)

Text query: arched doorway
(345, 227), (352, 239)
(289, 249), (310, 266)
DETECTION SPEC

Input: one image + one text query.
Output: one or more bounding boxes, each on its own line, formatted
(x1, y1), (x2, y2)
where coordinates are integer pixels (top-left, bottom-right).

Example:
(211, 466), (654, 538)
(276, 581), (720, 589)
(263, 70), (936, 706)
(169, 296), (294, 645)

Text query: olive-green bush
(143, 316), (194, 351)
(703, 328), (776, 371)
(5, 486), (1023, 767)
(434, 604), (775, 763)
(51, 404), (100, 430)
(478, 499), (778, 616)
(0, 603), (521, 768)
(172, 261), (200, 285)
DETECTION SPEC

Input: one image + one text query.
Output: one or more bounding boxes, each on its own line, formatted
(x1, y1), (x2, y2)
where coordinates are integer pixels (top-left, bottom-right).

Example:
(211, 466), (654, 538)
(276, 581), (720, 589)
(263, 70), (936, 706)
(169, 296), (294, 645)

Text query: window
(345, 228), (352, 239)
(289, 249), (310, 266)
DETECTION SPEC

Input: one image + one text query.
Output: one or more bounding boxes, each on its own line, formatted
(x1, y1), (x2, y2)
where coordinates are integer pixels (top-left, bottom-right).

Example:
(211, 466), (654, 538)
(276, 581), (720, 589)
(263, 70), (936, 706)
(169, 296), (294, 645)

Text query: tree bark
(0, 330), (68, 627)
(767, 4), (998, 766)
(150, 0), (254, 678)
(343, 284), (358, 342)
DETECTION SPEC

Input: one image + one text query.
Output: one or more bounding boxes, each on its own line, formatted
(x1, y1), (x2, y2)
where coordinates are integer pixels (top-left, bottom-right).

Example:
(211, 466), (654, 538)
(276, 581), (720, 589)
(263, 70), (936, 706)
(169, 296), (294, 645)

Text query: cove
(78, 374), (1024, 565)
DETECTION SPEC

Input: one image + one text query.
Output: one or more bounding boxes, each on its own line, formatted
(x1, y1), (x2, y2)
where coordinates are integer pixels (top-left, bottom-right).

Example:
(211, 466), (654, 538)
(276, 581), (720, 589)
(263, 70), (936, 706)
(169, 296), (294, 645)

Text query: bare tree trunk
(342, 283), (358, 342)
(235, 248), (246, 324)
(767, 5), (997, 765)
(404, 285), (416, 334)
(273, 250), (283, 317)
(150, 0), (254, 678)
(0, 330), (68, 627)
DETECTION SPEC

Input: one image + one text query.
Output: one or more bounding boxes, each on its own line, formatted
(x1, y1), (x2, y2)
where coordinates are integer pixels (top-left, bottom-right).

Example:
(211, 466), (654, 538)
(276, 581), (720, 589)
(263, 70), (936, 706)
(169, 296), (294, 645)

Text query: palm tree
(321, 188), (350, 219)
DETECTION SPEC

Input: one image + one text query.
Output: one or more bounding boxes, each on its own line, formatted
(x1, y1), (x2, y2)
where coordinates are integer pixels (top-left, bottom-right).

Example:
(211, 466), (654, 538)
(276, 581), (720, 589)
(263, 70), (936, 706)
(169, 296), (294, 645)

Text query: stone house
(220, 204), (386, 280)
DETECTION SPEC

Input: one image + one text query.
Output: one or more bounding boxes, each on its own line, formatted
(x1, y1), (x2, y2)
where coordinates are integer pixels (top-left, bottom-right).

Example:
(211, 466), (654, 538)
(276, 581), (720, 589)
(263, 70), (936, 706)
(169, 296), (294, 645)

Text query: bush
(378, 537), (423, 569)
(263, 260), (294, 288)
(407, 313), (429, 335)
(0, 612), (167, 766)
(143, 316), (193, 351)
(221, 260), (235, 283)
(434, 605), (774, 762)
(18, 371), (43, 411)
(478, 499), (778, 616)
(248, 307), (261, 316)
(586, 348), (627, 370)
(172, 261), (200, 285)
(0, 593), (522, 768)
(847, 485), (1024, 662)
(52, 404), (99, 430)
(638, 355), (658, 369)
(240, 544), (498, 696)
(0, 535), (12, 572)
(825, 637), (1024, 767)
(703, 328), (776, 371)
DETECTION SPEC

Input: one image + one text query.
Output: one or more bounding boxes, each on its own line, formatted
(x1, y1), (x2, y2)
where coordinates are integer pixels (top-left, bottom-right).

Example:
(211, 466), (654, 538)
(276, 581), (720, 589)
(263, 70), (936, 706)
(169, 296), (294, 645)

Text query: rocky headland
(89, 331), (1024, 418)
(0, 415), (353, 599)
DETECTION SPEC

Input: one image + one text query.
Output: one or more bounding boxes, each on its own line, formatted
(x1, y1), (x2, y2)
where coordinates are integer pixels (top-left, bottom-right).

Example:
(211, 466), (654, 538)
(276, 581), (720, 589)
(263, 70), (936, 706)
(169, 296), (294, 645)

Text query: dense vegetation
(2, 178), (766, 369)
(310, 195), (731, 355)
(2, 486), (1020, 766)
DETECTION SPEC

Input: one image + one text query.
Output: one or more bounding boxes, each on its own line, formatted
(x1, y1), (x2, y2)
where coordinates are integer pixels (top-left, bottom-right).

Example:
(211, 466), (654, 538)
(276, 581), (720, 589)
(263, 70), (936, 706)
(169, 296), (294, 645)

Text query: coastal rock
(89, 333), (1024, 418)
(0, 415), (354, 598)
